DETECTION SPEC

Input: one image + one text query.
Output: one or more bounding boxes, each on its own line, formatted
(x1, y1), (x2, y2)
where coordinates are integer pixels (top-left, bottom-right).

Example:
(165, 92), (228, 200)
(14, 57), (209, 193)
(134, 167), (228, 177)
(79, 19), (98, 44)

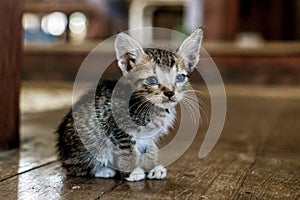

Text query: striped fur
(56, 28), (203, 181)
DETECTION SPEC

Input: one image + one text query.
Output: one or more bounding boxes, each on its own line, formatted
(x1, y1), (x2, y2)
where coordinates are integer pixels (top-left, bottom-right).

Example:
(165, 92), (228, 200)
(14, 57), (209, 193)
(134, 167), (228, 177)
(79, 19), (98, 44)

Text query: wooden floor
(0, 83), (300, 200)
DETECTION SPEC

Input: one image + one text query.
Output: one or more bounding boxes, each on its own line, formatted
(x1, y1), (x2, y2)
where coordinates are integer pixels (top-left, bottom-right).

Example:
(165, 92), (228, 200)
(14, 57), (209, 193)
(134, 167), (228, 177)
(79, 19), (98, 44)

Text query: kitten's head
(115, 28), (203, 109)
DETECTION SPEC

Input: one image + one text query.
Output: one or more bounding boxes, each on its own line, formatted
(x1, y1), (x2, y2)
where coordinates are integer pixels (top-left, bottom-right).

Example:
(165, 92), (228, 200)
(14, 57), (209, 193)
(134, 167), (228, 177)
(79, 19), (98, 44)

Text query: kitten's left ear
(177, 27), (204, 73)
(115, 32), (145, 77)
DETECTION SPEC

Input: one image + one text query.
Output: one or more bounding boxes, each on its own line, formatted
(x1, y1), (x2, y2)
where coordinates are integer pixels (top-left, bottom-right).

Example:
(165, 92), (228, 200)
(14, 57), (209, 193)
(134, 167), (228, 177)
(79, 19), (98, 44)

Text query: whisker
(184, 89), (206, 96)
(181, 100), (199, 125)
(129, 99), (149, 110)
(181, 94), (209, 125)
(184, 92), (208, 110)
(181, 98), (200, 124)
(135, 100), (151, 116)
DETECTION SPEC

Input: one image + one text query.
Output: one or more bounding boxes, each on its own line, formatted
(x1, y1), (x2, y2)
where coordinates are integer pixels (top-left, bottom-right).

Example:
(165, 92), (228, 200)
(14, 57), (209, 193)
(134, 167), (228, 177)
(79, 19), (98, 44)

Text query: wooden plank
(0, 162), (123, 200)
(0, 149), (20, 181)
(98, 149), (253, 200)
(96, 96), (300, 199)
(0, 0), (23, 150)
(202, 97), (279, 199)
(0, 109), (64, 181)
(237, 99), (300, 199)
(96, 97), (256, 199)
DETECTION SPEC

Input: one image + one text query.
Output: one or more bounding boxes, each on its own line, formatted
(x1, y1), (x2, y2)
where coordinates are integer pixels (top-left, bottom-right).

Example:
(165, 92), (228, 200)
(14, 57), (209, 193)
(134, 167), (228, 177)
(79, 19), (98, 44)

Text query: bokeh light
(69, 12), (87, 34)
(22, 13), (40, 32)
(41, 12), (68, 36)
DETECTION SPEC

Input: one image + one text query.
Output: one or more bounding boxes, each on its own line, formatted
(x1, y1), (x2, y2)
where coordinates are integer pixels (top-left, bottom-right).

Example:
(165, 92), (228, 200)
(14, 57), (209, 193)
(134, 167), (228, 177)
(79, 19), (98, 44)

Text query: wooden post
(204, 0), (239, 40)
(0, 0), (23, 150)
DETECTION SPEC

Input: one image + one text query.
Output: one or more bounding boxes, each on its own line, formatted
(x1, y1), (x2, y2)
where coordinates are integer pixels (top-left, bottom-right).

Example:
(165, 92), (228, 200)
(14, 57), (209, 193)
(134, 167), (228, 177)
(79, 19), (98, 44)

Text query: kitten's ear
(177, 27), (204, 73)
(115, 32), (145, 76)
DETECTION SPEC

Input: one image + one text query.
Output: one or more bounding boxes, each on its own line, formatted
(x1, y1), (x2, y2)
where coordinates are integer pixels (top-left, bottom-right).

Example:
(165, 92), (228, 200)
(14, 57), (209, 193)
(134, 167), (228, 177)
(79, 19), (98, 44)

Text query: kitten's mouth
(162, 98), (176, 103)
(160, 99), (177, 109)
(162, 98), (176, 104)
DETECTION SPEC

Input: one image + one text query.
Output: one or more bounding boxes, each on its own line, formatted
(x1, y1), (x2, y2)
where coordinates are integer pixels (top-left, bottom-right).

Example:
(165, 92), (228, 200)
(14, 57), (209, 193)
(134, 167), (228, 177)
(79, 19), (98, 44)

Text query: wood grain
(0, 0), (23, 149)
(0, 110), (62, 181)
(0, 162), (123, 200)
(0, 84), (299, 199)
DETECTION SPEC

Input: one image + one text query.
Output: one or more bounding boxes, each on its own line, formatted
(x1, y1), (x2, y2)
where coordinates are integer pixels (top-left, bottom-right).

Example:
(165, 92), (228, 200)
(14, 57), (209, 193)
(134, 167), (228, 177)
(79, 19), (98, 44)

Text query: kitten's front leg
(141, 144), (158, 172)
(142, 145), (167, 180)
(115, 150), (145, 181)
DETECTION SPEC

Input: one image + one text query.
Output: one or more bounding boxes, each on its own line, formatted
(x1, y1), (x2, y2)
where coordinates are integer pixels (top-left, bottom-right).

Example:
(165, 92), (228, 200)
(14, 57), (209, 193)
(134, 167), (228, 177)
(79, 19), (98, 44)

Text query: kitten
(56, 28), (203, 181)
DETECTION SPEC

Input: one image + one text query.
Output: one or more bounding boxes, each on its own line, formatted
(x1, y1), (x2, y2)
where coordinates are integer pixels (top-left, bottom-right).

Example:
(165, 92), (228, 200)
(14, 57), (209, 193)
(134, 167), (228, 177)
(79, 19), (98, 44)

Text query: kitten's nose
(163, 91), (175, 98)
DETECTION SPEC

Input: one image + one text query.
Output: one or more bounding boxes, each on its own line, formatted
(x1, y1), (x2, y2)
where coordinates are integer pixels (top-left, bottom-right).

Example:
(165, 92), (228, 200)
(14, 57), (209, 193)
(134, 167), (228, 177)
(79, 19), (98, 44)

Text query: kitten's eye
(146, 76), (158, 85)
(175, 74), (186, 83)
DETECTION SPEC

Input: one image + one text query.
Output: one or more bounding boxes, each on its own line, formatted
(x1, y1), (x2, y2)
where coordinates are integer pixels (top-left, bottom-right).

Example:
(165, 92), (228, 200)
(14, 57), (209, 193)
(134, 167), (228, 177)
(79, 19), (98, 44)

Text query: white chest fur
(132, 108), (175, 153)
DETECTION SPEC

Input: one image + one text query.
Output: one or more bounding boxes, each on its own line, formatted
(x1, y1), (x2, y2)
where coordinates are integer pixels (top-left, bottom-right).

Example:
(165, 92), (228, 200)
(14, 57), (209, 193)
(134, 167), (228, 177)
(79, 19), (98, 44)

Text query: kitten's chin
(158, 101), (178, 109)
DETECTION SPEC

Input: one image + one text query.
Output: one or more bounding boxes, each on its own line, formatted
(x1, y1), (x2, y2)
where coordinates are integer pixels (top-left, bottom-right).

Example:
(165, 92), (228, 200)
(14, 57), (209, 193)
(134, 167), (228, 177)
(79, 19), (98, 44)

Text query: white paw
(147, 165), (167, 179)
(95, 167), (116, 178)
(126, 167), (145, 181)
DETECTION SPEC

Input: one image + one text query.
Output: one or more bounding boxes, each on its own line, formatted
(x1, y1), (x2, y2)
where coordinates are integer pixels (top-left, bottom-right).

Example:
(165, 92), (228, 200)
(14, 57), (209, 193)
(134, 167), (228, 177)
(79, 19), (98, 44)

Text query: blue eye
(146, 76), (158, 85)
(176, 74), (186, 83)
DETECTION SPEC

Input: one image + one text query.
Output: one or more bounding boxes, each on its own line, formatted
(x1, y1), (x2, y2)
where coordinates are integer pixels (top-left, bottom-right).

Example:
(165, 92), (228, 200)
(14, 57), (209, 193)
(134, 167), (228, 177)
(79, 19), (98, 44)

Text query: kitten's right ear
(177, 27), (204, 74)
(115, 33), (145, 77)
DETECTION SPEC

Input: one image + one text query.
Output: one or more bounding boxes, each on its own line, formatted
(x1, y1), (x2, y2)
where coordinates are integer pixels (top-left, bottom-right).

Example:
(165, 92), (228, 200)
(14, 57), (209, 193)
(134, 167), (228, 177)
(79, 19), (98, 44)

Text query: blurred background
(1, 1), (300, 197)
(22, 0), (300, 84)
(2, 0), (300, 139)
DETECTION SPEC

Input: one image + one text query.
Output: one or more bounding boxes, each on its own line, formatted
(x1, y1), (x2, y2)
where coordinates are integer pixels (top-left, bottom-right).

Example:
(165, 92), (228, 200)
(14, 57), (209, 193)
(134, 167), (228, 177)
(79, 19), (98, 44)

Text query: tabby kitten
(56, 28), (203, 181)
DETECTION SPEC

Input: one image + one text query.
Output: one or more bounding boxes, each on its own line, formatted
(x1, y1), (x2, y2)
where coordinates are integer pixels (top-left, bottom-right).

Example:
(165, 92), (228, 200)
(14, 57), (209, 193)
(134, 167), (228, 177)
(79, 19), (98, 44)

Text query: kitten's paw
(126, 167), (145, 182)
(95, 167), (116, 178)
(147, 165), (167, 179)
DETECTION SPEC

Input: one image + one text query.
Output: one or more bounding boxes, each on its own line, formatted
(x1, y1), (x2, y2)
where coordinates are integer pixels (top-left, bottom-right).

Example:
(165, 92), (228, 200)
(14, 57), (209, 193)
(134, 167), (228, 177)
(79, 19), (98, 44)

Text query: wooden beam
(0, 0), (23, 150)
